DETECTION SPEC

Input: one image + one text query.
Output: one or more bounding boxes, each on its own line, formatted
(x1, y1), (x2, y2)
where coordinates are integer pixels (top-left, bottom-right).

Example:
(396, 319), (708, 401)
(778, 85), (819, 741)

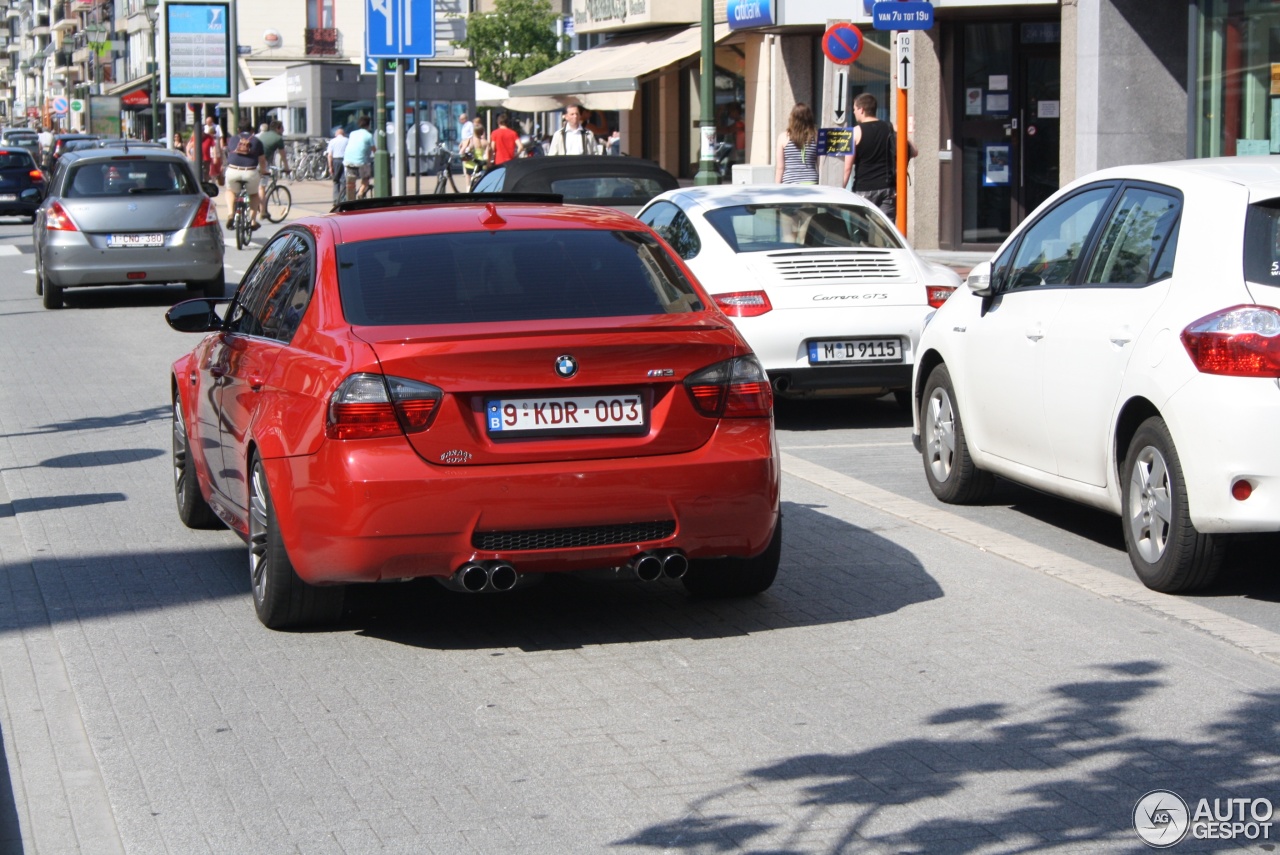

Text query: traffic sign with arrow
(897, 33), (913, 90)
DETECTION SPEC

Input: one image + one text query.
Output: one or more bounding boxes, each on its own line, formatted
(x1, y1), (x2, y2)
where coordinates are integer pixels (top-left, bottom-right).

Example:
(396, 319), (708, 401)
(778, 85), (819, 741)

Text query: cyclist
(257, 120), (289, 210)
(343, 116), (375, 201)
(223, 120), (267, 231)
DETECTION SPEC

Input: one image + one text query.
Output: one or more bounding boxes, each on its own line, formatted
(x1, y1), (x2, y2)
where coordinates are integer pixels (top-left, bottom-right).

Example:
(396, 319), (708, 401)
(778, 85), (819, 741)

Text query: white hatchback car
(912, 157), (1280, 594)
(638, 185), (960, 404)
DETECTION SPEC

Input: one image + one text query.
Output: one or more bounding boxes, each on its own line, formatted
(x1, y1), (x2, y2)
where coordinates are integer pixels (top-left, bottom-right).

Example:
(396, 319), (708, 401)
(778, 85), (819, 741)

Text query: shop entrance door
(955, 22), (1061, 248)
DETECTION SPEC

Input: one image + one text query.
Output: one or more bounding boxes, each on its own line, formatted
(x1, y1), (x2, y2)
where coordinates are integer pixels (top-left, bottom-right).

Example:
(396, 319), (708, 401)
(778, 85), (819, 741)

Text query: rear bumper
(43, 226), (224, 287)
(264, 420), (781, 584)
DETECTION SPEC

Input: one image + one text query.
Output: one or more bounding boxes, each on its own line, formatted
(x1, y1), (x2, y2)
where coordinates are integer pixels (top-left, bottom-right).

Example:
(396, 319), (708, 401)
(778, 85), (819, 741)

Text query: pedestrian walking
(774, 103), (820, 185)
(548, 105), (598, 156)
(344, 116), (375, 200)
(327, 126), (348, 203)
(489, 113), (519, 165)
(457, 112), (474, 152)
(841, 93), (917, 219)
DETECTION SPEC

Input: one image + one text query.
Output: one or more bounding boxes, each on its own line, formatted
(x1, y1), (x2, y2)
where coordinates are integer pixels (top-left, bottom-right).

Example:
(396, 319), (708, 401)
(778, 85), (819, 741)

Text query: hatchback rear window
(1243, 200), (1280, 286)
(337, 229), (704, 325)
(703, 203), (902, 252)
(0, 151), (34, 169)
(64, 160), (197, 197)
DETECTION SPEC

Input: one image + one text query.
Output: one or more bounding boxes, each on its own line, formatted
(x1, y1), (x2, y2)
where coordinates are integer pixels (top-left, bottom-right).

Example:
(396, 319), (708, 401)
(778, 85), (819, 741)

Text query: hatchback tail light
(192, 196), (220, 227)
(326, 373), (443, 440)
(926, 285), (956, 308)
(712, 291), (773, 318)
(45, 201), (78, 232)
(29, 170), (44, 183)
(1181, 305), (1280, 377)
(684, 356), (773, 418)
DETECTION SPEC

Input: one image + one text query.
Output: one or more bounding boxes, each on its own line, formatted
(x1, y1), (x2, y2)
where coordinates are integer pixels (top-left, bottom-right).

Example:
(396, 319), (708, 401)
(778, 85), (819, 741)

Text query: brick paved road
(0, 216), (1277, 854)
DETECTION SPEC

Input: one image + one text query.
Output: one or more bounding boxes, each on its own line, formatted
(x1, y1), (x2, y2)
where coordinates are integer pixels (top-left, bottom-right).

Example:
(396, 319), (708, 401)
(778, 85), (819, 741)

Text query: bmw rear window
(337, 229), (705, 325)
(1244, 200), (1280, 286)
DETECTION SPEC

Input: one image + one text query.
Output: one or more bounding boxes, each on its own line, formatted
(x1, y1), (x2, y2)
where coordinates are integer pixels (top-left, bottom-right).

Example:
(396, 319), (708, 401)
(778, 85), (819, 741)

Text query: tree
(452, 0), (564, 88)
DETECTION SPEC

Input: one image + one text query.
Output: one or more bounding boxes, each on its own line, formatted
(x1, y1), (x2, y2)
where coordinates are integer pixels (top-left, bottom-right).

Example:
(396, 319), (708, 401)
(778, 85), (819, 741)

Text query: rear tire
(198, 270), (226, 300)
(34, 258), (43, 296)
(173, 398), (220, 529)
(682, 518), (781, 597)
(1122, 417), (1223, 593)
(41, 278), (62, 310)
(234, 207), (250, 251)
(920, 363), (994, 504)
(249, 454), (345, 629)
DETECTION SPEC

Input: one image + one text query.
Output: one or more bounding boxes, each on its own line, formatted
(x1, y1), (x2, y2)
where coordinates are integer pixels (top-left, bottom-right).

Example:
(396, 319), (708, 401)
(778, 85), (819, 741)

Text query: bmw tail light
(326, 374), (443, 440)
(1181, 305), (1280, 377)
(713, 291), (773, 318)
(926, 285), (956, 308)
(192, 197), (220, 227)
(684, 356), (772, 418)
(46, 201), (78, 232)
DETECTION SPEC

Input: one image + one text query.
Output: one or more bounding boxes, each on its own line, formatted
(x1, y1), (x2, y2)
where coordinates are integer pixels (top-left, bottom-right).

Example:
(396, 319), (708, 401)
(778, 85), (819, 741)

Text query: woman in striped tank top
(774, 103), (821, 184)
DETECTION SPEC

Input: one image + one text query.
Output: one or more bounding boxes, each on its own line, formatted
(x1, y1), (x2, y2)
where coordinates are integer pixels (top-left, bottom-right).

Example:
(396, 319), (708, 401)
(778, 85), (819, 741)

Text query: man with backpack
(223, 121), (267, 230)
(548, 105), (599, 156)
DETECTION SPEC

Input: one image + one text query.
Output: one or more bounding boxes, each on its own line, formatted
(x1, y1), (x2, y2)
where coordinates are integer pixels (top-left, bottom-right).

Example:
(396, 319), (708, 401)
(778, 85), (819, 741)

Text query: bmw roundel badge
(555, 355), (578, 378)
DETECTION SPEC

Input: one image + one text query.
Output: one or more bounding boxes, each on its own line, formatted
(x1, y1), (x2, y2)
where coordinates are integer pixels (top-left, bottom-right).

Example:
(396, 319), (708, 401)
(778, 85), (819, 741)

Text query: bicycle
(261, 165), (292, 223)
(429, 144), (460, 194)
(229, 175), (254, 251)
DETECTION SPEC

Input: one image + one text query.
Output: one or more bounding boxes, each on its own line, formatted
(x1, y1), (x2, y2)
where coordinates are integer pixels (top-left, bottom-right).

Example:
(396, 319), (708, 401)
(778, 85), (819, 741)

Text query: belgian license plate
(0, 194), (15, 201)
(107, 233), (164, 248)
(487, 393), (646, 436)
(808, 338), (903, 364)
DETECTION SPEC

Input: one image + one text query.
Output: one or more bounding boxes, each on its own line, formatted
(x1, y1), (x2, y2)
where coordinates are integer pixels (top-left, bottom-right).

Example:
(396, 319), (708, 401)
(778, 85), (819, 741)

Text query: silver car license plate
(108, 234), (164, 248)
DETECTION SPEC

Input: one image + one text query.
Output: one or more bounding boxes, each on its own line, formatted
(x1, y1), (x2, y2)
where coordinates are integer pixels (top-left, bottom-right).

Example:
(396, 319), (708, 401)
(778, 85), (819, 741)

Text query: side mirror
(166, 298), (224, 333)
(966, 260), (993, 296)
(20, 188), (42, 202)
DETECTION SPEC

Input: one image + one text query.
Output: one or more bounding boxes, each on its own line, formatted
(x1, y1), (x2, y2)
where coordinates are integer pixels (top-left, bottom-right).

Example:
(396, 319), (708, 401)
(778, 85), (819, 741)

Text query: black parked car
(0, 146), (46, 221)
(44, 133), (102, 172)
(470, 156), (678, 214)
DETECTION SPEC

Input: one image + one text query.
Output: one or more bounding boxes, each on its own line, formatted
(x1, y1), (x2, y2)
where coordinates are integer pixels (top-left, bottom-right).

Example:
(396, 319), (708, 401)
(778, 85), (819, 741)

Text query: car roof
(59, 147), (191, 166)
(648, 183), (875, 212)
(497, 156), (677, 183)
(315, 196), (651, 244)
(1068, 156), (1280, 200)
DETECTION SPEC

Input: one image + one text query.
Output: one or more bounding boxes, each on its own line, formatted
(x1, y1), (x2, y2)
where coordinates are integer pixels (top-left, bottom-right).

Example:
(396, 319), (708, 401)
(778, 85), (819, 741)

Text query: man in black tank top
(842, 93), (916, 220)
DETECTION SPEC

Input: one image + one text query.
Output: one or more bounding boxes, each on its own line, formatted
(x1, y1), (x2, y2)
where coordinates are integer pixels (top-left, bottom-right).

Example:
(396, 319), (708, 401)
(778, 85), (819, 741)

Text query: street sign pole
(375, 59), (389, 197)
(896, 31), (911, 234)
(394, 63), (406, 195)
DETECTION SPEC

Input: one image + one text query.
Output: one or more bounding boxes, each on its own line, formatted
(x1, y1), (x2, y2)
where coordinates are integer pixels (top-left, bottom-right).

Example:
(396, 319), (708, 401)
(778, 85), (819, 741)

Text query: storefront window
(1197, 0), (1280, 157)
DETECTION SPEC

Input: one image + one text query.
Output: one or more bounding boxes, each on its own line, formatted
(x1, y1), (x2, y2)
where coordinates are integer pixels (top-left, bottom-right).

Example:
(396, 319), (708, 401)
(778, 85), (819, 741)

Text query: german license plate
(808, 338), (903, 364)
(486, 393), (646, 436)
(107, 233), (164, 248)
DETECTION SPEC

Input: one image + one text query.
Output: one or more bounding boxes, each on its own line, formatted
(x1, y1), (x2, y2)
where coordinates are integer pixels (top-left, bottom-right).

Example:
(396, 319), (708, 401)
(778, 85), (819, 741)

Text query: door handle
(1026, 326), (1044, 342)
(1109, 330), (1133, 347)
(209, 364), (228, 378)
(248, 374), (265, 391)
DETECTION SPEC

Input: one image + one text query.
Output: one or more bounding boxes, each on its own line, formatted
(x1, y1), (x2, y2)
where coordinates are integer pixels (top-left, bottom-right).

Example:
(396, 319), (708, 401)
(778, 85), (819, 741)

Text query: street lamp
(144, 0), (158, 140)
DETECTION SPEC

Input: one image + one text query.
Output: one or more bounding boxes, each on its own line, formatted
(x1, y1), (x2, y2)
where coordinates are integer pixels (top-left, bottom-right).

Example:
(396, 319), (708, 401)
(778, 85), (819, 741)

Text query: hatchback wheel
(172, 398), (220, 529)
(682, 518), (781, 597)
(249, 454), (345, 629)
(197, 270), (226, 300)
(921, 364), (993, 504)
(1122, 417), (1222, 593)
(41, 278), (63, 310)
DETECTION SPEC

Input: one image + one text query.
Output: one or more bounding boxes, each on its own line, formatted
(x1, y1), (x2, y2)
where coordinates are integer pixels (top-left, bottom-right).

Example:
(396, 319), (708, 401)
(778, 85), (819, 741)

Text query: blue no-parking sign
(822, 24), (864, 66)
(52, 96), (69, 116)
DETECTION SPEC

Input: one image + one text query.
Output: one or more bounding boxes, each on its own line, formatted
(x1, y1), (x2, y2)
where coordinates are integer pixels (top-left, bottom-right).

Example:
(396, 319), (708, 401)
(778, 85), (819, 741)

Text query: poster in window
(984, 144), (1011, 186)
(965, 88), (983, 116)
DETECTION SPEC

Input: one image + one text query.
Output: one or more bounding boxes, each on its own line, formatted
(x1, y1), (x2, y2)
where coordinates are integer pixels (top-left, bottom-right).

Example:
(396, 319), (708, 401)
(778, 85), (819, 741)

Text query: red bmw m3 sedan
(167, 194), (781, 629)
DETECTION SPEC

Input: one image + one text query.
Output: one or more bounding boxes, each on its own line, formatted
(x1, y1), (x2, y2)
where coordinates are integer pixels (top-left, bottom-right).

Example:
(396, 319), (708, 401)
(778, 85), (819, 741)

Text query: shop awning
(506, 24), (729, 112)
(476, 79), (508, 108)
(107, 72), (154, 99)
(239, 72), (289, 107)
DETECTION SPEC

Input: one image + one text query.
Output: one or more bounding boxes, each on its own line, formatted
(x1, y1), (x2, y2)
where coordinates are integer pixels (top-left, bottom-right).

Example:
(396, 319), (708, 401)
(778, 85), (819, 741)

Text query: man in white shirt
(326, 126), (348, 203)
(457, 112), (474, 154)
(548, 105), (598, 156)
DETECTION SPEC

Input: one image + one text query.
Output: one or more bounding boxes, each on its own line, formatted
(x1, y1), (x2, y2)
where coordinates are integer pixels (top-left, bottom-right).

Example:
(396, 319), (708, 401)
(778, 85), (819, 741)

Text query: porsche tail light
(1181, 305), (1280, 377)
(326, 373), (443, 440)
(684, 356), (772, 418)
(713, 291), (773, 318)
(192, 196), (220, 227)
(926, 285), (956, 308)
(45, 201), (78, 232)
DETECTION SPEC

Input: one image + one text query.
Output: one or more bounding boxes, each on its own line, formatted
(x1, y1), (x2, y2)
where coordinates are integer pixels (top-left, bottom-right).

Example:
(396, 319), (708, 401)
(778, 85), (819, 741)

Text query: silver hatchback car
(33, 146), (225, 309)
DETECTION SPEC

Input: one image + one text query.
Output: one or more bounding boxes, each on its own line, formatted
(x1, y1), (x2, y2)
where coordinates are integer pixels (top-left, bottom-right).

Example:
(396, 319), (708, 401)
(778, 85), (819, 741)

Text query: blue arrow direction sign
(366, 0), (435, 59)
(871, 1), (934, 30)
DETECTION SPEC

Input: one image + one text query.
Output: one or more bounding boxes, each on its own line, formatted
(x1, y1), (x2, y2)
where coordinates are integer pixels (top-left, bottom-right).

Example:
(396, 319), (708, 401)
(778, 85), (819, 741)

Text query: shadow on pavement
(0, 722), (21, 855)
(350, 500), (943, 651)
(614, 662), (1280, 853)
(0, 406), (167, 440)
(774, 395), (913, 432)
